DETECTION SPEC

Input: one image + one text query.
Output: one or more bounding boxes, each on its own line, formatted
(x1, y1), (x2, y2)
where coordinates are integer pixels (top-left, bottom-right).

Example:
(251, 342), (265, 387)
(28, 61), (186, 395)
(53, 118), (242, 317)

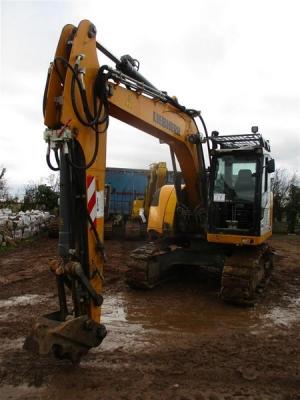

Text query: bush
(273, 169), (300, 233)
(22, 184), (58, 212)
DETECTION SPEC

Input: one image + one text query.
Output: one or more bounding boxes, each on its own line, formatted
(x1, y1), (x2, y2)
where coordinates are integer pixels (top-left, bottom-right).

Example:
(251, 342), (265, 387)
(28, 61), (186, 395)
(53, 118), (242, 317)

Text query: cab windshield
(213, 155), (257, 202)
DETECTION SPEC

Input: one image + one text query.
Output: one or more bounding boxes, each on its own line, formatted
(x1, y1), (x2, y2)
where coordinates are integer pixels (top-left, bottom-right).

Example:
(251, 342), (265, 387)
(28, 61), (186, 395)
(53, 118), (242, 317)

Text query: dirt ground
(0, 234), (299, 400)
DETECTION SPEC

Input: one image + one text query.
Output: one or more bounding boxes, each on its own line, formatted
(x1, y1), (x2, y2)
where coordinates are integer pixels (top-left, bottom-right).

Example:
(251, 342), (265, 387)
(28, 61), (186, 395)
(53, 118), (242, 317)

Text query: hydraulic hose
(52, 57), (110, 170)
(54, 57), (96, 127)
(54, 148), (60, 168)
(43, 66), (51, 117)
(198, 114), (211, 165)
(65, 132), (99, 170)
(46, 142), (60, 171)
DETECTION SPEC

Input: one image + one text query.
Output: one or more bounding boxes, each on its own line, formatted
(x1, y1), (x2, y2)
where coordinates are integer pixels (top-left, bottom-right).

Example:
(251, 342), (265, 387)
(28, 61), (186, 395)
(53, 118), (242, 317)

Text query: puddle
(1, 278), (299, 357)
(98, 280), (260, 353)
(103, 282), (259, 334)
(99, 277), (300, 352)
(100, 295), (152, 352)
(260, 296), (300, 328)
(0, 294), (45, 308)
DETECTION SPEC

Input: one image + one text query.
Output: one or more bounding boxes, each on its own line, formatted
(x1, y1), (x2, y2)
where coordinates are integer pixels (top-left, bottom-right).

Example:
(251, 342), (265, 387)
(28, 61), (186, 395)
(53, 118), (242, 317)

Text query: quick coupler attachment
(24, 311), (107, 363)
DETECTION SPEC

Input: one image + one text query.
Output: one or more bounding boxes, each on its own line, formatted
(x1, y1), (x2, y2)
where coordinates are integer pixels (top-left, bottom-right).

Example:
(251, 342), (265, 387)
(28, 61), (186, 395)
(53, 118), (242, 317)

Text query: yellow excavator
(125, 161), (168, 239)
(104, 162), (167, 239)
(24, 20), (275, 362)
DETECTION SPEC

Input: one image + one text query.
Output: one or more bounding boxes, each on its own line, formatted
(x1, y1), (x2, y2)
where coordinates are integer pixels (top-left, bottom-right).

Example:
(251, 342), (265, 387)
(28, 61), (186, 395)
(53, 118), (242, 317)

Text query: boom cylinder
(58, 147), (71, 259)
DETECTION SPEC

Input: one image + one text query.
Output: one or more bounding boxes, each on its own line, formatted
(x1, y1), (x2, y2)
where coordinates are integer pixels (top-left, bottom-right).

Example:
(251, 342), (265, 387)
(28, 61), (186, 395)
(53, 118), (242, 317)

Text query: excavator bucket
(24, 312), (107, 363)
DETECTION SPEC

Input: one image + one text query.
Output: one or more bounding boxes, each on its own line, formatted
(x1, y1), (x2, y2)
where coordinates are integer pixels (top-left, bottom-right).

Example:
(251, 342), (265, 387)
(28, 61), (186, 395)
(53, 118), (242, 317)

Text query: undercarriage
(126, 240), (274, 306)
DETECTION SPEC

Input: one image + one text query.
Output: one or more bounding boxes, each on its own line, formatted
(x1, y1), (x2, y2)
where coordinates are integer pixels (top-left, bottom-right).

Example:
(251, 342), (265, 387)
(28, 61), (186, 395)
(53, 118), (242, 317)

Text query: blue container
(105, 167), (175, 217)
(105, 167), (148, 216)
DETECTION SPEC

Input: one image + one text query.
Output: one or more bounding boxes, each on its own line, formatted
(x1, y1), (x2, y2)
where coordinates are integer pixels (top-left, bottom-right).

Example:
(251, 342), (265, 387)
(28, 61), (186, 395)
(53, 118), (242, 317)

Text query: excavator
(124, 161), (168, 239)
(24, 20), (275, 362)
(104, 162), (168, 239)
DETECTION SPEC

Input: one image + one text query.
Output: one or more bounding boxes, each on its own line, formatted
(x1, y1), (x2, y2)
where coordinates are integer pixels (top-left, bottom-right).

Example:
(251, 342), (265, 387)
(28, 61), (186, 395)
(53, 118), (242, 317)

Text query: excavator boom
(25, 20), (208, 361)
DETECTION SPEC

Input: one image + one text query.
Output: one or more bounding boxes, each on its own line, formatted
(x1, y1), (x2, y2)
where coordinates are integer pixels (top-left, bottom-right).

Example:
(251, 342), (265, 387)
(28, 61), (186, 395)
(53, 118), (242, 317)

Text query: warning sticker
(96, 191), (104, 218)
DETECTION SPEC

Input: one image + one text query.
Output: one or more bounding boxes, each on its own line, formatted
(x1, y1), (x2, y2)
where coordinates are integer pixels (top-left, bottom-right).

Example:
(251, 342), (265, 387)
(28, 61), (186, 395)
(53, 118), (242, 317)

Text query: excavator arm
(143, 162), (168, 218)
(24, 20), (208, 362)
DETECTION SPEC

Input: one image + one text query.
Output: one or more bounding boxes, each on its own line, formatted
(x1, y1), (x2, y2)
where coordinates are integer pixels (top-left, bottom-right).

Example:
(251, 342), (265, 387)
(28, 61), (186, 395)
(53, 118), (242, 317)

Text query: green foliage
(272, 169), (300, 233)
(0, 167), (20, 209)
(285, 184), (300, 234)
(272, 169), (290, 222)
(22, 184), (58, 212)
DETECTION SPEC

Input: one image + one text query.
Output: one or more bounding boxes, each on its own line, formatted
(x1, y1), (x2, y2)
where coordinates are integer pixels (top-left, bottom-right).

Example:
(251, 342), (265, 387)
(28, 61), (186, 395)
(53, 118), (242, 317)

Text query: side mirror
(266, 159), (275, 173)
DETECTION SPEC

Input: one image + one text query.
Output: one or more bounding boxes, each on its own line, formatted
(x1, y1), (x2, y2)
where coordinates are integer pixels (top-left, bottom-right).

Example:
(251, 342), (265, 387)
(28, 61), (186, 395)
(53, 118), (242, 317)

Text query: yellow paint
(131, 198), (144, 218)
(44, 24), (75, 128)
(207, 231), (272, 246)
(125, 95), (133, 110)
(108, 84), (205, 209)
(144, 162), (168, 218)
(163, 187), (177, 230)
(45, 20), (105, 324)
(147, 185), (176, 235)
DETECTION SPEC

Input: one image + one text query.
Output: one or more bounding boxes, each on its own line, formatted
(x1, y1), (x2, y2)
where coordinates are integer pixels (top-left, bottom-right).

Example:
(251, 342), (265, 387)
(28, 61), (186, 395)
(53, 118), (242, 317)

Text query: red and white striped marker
(87, 175), (97, 227)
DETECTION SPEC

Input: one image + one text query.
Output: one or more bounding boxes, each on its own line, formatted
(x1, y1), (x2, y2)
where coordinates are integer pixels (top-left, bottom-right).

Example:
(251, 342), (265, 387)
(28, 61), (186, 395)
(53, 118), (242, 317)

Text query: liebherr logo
(153, 112), (180, 135)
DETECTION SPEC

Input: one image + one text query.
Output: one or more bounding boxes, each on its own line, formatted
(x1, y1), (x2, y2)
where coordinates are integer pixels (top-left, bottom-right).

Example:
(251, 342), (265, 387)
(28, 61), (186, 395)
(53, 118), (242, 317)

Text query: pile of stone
(0, 208), (52, 246)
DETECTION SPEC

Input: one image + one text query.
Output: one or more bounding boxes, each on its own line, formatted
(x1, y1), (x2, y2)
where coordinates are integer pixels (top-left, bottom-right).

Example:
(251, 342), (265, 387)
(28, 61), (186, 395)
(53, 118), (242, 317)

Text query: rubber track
(221, 243), (274, 305)
(126, 242), (159, 289)
(124, 221), (142, 240)
(127, 241), (274, 306)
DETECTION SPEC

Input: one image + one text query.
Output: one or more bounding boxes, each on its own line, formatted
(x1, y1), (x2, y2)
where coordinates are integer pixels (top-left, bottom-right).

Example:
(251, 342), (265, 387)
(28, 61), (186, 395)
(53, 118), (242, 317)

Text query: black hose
(46, 142), (60, 171)
(70, 70), (109, 129)
(66, 133), (99, 170)
(70, 146), (106, 264)
(70, 146), (90, 276)
(199, 114), (211, 165)
(54, 57), (95, 127)
(70, 72), (94, 127)
(72, 66), (96, 125)
(54, 57), (104, 127)
(43, 68), (51, 117)
(192, 118), (207, 169)
(53, 58), (65, 83)
(85, 207), (107, 262)
(54, 148), (60, 168)
(53, 57), (110, 170)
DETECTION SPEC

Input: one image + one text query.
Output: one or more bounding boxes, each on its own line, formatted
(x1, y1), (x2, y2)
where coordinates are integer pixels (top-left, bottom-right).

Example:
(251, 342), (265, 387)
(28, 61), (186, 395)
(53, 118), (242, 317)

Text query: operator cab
(207, 129), (275, 245)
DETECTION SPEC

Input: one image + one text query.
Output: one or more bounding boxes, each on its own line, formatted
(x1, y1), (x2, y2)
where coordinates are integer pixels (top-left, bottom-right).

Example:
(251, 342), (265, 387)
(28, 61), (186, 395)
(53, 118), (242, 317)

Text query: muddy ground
(0, 234), (299, 400)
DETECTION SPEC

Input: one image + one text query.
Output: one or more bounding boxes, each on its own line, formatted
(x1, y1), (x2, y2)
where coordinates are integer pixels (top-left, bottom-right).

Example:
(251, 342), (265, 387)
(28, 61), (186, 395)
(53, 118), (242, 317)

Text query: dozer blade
(24, 311), (107, 363)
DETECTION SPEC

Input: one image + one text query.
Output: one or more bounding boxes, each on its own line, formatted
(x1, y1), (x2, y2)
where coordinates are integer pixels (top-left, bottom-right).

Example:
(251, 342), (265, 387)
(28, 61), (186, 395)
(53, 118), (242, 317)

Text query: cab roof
(209, 133), (271, 152)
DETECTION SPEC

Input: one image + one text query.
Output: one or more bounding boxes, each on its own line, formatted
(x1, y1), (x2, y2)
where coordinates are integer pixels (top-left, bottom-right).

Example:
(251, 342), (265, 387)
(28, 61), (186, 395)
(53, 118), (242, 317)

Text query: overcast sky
(1, 0), (299, 195)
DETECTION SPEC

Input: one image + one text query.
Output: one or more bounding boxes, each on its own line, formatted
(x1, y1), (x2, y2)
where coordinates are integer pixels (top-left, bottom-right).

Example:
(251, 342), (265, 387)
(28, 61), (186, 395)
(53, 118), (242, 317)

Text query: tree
(46, 173), (60, 193)
(272, 169), (300, 233)
(23, 184), (58, 211)
(272, 169), (291, 222)
(285, 183), (300, 234)
(0, 168), (5, 180)
(0, 167), (9, 201)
